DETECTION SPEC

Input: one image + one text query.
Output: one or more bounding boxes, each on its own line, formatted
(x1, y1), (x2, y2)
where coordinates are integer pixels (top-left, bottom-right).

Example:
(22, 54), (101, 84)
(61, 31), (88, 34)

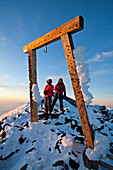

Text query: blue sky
(0, 0), (113, 108)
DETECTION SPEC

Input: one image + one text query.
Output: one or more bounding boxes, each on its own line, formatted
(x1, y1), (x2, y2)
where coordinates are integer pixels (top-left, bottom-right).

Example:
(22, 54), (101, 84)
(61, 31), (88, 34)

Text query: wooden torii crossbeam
(23, 16), (94, 149)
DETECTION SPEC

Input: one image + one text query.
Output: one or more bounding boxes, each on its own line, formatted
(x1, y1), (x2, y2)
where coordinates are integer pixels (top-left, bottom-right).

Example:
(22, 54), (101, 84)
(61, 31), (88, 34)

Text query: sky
(0, 0), (113, 113)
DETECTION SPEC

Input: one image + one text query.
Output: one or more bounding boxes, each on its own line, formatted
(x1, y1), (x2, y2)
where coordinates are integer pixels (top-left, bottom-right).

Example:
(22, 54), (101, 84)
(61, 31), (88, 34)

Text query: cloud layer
(88, 50), (113, 62)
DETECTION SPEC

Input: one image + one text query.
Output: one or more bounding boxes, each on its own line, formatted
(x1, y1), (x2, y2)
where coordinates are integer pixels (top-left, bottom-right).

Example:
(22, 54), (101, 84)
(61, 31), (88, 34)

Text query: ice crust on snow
(86, 106), (101, 128)
(32, 83), (42, 102)
(73, 46), (93, 105)
(86, 133), (109, 161)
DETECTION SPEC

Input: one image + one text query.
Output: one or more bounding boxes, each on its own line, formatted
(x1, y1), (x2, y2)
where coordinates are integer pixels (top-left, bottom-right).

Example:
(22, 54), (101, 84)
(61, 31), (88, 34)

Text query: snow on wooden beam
(23, 15), (83, 53)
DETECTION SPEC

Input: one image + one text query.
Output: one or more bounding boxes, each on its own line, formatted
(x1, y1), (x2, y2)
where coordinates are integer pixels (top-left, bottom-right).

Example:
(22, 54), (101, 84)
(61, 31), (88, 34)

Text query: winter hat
(58, 78), (63, 83)
(47, 79), (52, 84)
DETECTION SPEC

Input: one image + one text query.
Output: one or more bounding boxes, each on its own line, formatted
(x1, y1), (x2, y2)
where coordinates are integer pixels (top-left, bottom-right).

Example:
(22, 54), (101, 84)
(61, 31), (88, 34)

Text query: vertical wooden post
(28, 49), (38, 122)
(61, 33), (94, 149)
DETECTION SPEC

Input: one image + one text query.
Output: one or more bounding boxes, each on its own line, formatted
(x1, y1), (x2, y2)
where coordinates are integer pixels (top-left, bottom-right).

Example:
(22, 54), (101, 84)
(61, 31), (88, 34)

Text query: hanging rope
(44, 44), (47, 53)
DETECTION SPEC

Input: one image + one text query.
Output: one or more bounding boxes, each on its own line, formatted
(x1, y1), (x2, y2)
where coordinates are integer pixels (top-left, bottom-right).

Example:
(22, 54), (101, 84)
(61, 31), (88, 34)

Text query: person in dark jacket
(43, 79), (54, 114)
(51, 78), (66, 113)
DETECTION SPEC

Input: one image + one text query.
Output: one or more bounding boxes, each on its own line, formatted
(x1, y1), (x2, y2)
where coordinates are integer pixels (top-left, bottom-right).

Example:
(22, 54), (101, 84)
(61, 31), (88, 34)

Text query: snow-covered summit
(0, 99), (113, 170)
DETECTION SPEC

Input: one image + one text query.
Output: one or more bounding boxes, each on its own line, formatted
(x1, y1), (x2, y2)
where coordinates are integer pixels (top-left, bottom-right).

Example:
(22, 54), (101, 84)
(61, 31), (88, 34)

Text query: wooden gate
(23, 16), (94, 149)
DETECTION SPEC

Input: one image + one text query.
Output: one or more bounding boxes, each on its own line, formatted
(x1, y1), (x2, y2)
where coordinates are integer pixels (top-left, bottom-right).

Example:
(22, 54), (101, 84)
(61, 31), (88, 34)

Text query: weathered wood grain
(61, 33), (94, 149)
(23, 16), (83, 53)
(28, 50), (38, 122)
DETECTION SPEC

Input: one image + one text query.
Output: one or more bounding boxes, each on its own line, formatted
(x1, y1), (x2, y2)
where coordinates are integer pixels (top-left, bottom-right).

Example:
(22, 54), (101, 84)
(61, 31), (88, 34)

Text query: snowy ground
(0, 99), (113, 170)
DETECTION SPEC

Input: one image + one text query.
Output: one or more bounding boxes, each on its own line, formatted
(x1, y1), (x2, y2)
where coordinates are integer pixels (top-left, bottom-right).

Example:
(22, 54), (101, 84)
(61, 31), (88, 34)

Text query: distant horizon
(0, 99), (27, 115)
(0, 95), (113, 116)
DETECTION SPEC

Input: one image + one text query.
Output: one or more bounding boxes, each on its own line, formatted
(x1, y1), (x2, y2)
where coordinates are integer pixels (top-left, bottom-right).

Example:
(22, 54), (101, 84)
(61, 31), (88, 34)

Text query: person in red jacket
(51, 78), (66, 113)
(43, 79), (54, 114)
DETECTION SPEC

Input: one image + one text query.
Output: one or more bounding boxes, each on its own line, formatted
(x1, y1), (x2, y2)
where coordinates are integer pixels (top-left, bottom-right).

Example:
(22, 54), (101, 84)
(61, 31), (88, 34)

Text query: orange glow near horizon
(0, 96), (28, 103)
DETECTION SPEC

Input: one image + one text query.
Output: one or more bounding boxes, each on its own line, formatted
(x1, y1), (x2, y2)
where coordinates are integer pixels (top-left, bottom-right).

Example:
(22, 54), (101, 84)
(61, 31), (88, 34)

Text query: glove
(64, 93), (66, 98)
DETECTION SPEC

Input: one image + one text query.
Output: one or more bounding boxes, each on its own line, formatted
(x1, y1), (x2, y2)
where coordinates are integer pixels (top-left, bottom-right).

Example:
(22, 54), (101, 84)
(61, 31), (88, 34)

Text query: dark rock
(39, 157), (42, 160)
(3, 123), (11, 130)
(24, 121), (29, 128)
(109, 148), (113, 154)
(55, 144), (61, 153)
(18, 113), (22, 117)
(71, 124), (76, 130)
(101, 110), (108, 117)
(20, 164), (28, 170)
(111, 120), (113, 123)
(14, 125), (24, 131)
(0, 131), (6, 139)
(0, 137), (7, 143)
(15, 149), (20, 153)
(18, 135), (26, 144)
(25, 110), (30, 114)
(76, 126), (83, 136)
(64, 96), (77, 107)
(65, 117), (71, 124)
(61, 133), (66, 138)
(0, 146), (3, 150)
(32, 140), (36, 143)
(52, 160), (68, 170)
(74, 137), (84, 144)
(53, 108), (58, 112)
(100, 120), (105, 124)
(72, 151), (77, 157)
(0, 151), (15, 160)
(99, 106), (106, 110)
(51, 114), (60, 119)
(83, 150), (98, 170)
(96, 125), (104, 131)
(100, 132), (108, 136)
(55, 122), (63, 125)
(69, 158), (79, 169)
(2, 117), (8, 121)
(19, 127), (24, 131)
(51, 129), (55, 132)
(25, 147), (36, 154)
(110, 142), (113, 147)
(109, 128), (112, 131)
(0, 121), (3, 126)
(55, 139), (62, 153)
(49, 147), (51, 151)
(93, 109), (97, 113)
(0, 125), (3, 132)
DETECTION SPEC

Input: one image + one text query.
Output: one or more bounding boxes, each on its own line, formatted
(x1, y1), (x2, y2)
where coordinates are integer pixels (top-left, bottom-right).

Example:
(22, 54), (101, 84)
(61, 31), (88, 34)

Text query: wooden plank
(98, 160), (113, 170)
(23, 16), (83, 53)
(107, 154), (113, 160)
(28, 50), (38, 122)
(61, 33), (94, 149)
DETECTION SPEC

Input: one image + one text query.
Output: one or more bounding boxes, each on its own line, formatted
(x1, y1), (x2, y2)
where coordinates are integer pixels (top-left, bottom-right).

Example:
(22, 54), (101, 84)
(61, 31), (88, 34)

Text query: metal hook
(44, 44), (47, 53)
